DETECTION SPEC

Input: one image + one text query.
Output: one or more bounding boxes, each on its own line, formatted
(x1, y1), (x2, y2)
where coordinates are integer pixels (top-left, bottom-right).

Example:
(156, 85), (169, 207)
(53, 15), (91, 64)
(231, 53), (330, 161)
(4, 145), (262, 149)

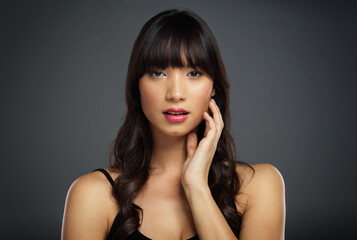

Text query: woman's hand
(181, 98), (224, 190)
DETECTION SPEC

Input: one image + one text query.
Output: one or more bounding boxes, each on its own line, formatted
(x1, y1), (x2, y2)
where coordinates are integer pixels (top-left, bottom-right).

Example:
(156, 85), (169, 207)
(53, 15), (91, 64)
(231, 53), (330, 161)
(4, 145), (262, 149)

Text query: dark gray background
(1, 0), (356, 239)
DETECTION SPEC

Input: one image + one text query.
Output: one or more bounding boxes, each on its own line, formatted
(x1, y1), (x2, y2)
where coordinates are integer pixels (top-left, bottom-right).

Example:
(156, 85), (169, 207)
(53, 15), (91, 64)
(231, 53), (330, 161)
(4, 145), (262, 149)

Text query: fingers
(186, 131), (198, 159)
(202, 99), (224, 139)
(203, 111), (219, 142)
(209, 99), (224, 130)
(204, 119), (209, 137)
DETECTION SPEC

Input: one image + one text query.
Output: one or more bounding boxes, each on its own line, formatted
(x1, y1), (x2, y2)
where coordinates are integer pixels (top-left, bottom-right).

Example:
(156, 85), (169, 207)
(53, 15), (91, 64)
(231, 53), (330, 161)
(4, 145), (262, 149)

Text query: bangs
(126, 9), (229, 132)
(138, 12), (215, 76)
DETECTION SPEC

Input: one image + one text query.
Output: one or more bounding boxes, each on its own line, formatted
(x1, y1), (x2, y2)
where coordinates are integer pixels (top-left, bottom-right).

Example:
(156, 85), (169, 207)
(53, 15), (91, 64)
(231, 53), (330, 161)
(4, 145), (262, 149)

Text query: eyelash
(148, 71), (203, 78)
(187, 71), (202, 78)
(149, 71), (165, 77)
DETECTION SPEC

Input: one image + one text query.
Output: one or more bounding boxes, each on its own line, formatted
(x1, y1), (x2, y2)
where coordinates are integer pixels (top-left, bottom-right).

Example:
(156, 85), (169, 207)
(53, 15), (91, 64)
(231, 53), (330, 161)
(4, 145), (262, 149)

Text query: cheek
(190, 84), (213, 111)
(139, 80), (163, 121)
(139, 81), (154, 112)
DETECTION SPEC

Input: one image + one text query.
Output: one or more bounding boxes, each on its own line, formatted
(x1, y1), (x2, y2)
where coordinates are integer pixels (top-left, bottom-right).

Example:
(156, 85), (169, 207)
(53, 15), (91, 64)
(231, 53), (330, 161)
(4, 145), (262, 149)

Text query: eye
(149, 71), (166, 78)
(187, 71), (203, 78)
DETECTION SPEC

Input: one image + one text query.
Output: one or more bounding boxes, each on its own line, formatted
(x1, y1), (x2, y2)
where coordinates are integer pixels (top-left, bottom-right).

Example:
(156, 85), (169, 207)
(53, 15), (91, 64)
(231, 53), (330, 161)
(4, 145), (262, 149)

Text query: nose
(165, 71), (186, 102)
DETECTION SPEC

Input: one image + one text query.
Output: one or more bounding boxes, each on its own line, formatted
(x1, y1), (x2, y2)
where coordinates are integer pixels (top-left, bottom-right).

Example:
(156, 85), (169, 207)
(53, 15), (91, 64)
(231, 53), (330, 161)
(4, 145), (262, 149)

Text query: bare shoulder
(235, 163), (286, 240)
(61, 169), (118, 240)
(66, 169), (115, 205)
(236, 163), (285, 196)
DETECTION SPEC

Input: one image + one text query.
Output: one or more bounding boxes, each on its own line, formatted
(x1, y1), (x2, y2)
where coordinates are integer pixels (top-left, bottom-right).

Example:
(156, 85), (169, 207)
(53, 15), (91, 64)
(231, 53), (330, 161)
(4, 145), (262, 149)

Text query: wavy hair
(109, 9), (252, 239)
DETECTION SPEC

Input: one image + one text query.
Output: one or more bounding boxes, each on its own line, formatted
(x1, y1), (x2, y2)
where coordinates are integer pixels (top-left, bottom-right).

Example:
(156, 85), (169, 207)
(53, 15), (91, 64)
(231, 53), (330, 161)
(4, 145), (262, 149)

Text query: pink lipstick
(163, 108), (189, 122)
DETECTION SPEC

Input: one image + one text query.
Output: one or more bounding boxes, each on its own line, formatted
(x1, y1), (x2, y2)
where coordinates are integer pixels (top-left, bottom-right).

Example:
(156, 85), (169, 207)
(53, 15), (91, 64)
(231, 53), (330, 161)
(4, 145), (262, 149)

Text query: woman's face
(139, 66), (215, 138)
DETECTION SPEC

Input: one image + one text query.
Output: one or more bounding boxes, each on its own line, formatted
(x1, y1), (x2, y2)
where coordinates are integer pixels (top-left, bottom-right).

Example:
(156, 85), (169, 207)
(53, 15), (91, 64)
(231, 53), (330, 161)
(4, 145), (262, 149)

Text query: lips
(163, 108), (189, 122)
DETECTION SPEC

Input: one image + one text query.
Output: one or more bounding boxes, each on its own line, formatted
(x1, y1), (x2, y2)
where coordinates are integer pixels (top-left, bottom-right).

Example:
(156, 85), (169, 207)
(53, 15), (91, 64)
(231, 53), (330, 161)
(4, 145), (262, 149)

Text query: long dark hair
(109, 9), (252, 239)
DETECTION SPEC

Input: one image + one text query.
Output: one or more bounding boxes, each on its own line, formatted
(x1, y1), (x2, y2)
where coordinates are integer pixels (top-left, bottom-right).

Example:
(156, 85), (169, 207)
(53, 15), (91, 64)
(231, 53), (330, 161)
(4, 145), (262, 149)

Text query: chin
(164, 129), (191, 137)
(156, 125), (195, 138)
(149, 117), (202, 138)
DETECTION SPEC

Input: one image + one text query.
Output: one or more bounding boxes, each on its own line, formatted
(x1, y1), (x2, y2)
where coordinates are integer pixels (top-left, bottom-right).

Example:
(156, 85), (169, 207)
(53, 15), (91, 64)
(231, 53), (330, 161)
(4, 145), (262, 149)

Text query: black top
(94, 168), (237, 240)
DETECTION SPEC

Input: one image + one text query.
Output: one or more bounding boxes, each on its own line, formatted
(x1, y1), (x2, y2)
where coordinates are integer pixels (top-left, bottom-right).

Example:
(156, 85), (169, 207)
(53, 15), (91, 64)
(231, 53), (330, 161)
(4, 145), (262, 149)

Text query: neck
(150, 129), (188, 176)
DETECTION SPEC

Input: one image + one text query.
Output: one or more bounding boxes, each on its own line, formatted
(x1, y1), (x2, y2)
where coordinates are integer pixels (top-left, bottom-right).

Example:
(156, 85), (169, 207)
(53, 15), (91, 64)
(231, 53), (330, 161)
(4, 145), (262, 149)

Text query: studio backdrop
(1, 0), (356, 239)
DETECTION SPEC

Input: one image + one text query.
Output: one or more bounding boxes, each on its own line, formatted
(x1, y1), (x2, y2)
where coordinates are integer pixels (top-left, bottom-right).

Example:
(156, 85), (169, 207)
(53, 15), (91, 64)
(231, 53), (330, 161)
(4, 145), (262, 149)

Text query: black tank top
(94, 168), (236, 240)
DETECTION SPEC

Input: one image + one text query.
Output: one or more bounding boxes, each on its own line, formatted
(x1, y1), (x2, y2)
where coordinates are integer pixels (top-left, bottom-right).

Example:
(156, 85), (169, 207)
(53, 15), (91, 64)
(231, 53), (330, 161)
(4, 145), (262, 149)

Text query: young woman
(61, 9), (285, 240)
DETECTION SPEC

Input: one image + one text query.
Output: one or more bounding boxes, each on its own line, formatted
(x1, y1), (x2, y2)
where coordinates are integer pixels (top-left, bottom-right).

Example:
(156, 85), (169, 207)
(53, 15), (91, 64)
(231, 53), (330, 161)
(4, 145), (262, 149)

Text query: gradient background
(1, 0), (356, 239)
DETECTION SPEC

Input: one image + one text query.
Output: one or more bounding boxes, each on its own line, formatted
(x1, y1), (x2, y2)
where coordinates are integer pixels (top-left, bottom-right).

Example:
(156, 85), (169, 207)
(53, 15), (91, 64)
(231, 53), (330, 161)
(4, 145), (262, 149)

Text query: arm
(181, 99), (237, 239)
(61, 172), (113, 240)
(183, 164), (285, 240)
(181, 99), (285, 239)
(183, 182), (237, 239)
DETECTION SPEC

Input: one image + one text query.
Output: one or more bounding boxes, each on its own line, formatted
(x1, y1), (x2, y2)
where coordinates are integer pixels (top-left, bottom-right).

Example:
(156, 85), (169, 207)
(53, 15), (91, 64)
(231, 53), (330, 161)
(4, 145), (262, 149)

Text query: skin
(139, 66), (215, 173)
(61, 66), (285, 240)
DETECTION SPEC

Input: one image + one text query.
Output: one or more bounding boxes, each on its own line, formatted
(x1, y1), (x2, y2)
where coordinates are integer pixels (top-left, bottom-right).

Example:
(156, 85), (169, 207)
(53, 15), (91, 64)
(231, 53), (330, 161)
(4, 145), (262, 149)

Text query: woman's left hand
(181, 98), (224, 190)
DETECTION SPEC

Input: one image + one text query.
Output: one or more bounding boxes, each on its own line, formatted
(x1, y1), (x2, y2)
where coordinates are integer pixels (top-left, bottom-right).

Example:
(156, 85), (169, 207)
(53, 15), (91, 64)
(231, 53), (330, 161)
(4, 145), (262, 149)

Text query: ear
(211, 88), (216, 97)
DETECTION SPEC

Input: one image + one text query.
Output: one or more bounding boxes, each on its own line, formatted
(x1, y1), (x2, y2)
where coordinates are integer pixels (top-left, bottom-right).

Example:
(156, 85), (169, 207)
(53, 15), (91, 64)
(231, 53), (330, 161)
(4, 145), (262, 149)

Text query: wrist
(183, 181), (211, 202)
(181, 169), (209, 190)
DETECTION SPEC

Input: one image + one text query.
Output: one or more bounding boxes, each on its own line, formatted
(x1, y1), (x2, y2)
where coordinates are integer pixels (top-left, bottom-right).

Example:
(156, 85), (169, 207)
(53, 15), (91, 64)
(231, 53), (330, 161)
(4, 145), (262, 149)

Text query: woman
(62, 9), (285, 240)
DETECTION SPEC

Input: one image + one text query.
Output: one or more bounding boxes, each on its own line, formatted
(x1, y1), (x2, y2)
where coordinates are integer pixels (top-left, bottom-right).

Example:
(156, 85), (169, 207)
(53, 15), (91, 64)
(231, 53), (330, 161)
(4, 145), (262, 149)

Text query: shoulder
(235, 163), (286, 239)
(66, 169), (115, 204)
(61, 169), (118, 239)
(236, 163), (285, 197)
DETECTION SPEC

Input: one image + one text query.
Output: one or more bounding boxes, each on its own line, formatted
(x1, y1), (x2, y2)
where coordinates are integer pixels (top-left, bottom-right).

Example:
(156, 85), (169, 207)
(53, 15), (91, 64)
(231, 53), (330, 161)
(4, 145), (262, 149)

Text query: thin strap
(107, 211), (121, 240)
(231, 197), (239, 212)
(93, 168), (115, 186)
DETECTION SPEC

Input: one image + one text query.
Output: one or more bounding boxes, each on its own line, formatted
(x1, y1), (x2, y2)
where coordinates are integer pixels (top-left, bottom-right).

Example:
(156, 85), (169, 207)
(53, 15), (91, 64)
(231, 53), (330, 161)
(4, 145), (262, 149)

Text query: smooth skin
(62, 67), (285, 240)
